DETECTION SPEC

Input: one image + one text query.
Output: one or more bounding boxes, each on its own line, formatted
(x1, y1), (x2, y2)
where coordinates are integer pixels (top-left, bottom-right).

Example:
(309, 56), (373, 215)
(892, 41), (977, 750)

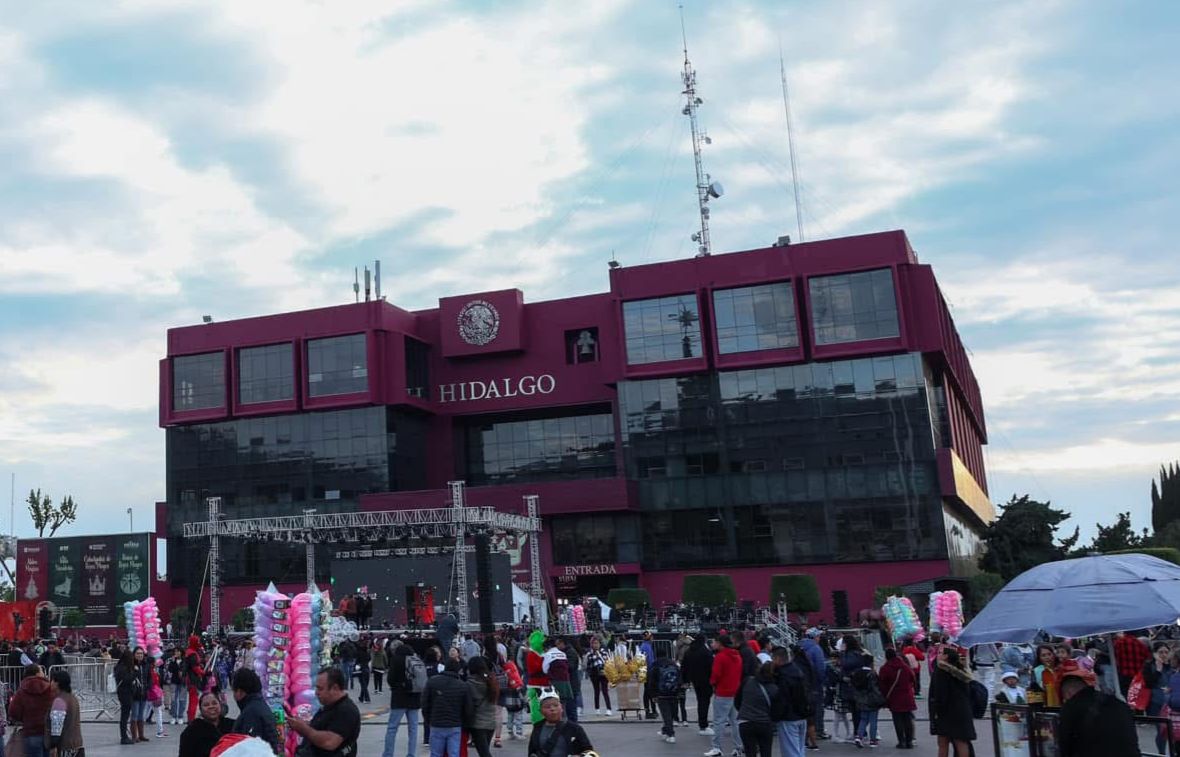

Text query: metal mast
(207, 496), (222, 633)
(449, 481), (469, 625)
(680, 6), (720, 257)
(779, 45), (805, 242)
(524, 495), (544, 624)
(303, 508), (316, 589)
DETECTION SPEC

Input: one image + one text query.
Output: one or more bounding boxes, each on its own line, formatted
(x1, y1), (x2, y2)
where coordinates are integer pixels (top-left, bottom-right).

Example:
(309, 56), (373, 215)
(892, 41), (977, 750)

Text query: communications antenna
(779, 43), (805, 242)
(679, 5), (723, 257)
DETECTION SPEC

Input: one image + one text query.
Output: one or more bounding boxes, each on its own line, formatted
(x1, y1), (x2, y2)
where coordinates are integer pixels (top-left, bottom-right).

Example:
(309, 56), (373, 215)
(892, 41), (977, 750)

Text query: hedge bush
(606, 588), (651, 609)
(1110, 547), (1180, 565)
(770, 574), (821, 613)
(682, 574), (737, 606)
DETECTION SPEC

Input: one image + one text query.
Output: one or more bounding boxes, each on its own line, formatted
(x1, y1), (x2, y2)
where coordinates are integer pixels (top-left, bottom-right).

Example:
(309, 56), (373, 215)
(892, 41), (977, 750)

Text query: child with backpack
(500, 660), (526, 741)
(850, 660), (885, 748)
(649, 647), (683, 744)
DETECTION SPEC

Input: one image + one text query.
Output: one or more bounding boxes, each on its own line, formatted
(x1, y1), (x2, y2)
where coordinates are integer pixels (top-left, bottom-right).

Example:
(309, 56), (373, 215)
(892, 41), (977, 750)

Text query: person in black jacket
(382, 643), (421, 757)
(928, 647), (975, 757)
(38, 640), (66, 671)
(421, 659), (473, 757)
(682, 635), (714, 735)
(113, 649), (138, 744)
(1057, 669), (1139, 757)
(355, 642), (371, 703)
(178, 692), (234, 757)
(528, 690), (594, 757)
(230, 669), (280, 754)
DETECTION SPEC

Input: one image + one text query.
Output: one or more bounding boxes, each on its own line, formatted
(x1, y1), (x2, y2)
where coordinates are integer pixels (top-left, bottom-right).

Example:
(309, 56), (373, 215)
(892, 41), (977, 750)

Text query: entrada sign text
(562, 564), (618, 577)
(438, 375), (556, 403)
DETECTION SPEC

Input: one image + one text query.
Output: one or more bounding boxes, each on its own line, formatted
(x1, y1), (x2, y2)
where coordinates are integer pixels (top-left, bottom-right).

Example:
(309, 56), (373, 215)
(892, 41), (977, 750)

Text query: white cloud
(990, 438), (1180, 474)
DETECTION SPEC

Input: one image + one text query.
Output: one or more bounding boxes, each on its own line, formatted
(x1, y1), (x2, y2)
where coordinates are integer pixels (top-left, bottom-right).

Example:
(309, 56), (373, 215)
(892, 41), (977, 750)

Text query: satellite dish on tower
(708, 181), (724, 199)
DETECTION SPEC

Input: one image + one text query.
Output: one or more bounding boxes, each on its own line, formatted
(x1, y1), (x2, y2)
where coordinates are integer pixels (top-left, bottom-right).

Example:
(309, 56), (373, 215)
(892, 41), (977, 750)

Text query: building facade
(160, 230), (991, 622)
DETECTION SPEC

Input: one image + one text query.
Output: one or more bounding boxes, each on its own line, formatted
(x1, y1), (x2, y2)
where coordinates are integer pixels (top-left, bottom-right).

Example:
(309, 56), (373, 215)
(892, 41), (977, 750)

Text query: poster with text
(49, 540), (80, 608)
(81, 537), (116, 624)
(115, 534), (149, 607)
(16, 541), (47, 602)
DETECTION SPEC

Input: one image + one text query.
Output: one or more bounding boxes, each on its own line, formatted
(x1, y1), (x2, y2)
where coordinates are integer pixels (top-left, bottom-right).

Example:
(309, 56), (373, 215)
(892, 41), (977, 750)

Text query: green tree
(873, 585), (905, 608)
(171, 606), (192, 637)
(231, 607), (254, 632)
(979, 495), (1079, 581)
(25, 489), (78, 538)
(682, 575), (737, 607)
(1153, 463), (1180, 533)
(1151, 520), (1180, 550)
(967, 572), (1006, 614)
(1090, 512), (1145, 553)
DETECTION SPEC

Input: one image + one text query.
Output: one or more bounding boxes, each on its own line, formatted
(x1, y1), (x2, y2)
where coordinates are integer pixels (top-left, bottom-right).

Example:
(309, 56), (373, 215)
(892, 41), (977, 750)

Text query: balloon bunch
(928, 590), (964, 639)
(881, 595), (925, 642)
(561, 605), (586, 634)
(124, 601), (143, 649)
(252, 584), (292, 705)
(326, 615), (359, 645)
(136, 598), (163, 657)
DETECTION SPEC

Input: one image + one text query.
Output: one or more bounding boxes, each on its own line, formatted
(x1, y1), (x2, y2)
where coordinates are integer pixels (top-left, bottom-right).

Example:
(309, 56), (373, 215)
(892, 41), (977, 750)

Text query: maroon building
(160, 230), (992, 623)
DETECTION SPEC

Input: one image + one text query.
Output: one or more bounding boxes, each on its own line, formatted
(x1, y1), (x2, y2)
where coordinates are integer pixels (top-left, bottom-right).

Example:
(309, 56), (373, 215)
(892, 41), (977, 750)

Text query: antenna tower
(779, 45), (805, 242)
(680, 6), (722, 257)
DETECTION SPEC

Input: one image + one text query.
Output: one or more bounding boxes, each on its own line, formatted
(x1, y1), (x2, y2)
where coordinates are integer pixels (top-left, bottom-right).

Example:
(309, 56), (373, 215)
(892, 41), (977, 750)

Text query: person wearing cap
(1056, 668), (1138, 757)
(798, 628), (828, 744)
(994, 669), (1026, 705)
(527, 689), (594, 757)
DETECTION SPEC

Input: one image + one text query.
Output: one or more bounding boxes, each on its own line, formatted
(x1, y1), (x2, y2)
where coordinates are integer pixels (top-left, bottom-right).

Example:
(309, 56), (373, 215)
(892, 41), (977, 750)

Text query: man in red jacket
(704, 635), (742, 757)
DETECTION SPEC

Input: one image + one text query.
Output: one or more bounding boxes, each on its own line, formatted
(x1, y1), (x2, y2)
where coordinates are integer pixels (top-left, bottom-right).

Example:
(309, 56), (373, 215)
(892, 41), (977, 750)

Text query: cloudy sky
(0, 0), (1177, 544)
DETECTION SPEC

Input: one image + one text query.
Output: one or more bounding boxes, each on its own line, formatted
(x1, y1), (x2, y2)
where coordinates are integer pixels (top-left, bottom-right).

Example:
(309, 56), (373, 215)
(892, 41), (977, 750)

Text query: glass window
(712, 282), (798, 354)
(238, 343), (294, 404)
(307, 334), (368, 397)
(464, 409), (617, 486)
(622, 294), (703, 364)
(809, 268), (900, 345)
(172, 352), (225, 411)
(549, 514), (639, 565)
(404, 337), (430, 399)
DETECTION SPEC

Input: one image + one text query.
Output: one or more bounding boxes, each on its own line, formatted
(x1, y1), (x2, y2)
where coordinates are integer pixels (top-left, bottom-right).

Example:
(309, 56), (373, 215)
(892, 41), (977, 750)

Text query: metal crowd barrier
(991, 702), (1173, 757)
(49, 658), (118, 721)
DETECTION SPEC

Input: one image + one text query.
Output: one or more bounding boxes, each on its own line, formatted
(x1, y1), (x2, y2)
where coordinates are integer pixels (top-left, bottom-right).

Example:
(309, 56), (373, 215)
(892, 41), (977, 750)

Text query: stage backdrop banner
(17, 541), (47, 602)
(50, 540), (81, 608)
(81, 537), (116, 625)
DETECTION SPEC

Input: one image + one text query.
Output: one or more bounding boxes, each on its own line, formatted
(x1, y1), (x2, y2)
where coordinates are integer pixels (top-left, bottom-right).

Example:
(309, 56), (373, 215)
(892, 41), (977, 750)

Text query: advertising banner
(16, 540), (47, 602)
(81, 537), (116, 625)
(16, 533), (151, 625)
(49, 540), (80, 608)
(115, 534), (149, 607)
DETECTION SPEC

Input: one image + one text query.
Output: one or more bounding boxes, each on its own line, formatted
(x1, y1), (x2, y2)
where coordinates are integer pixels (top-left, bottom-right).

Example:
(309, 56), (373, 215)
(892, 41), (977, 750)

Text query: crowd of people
(0, 620), (1163, 757)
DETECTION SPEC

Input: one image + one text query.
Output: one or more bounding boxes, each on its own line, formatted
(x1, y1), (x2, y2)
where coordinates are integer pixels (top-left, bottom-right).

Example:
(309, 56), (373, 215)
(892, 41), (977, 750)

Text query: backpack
(969, 679), (989, 718)
(657, 663), (682, 696)
(403, 654), (428, 694)
(786, 668), (815, 718)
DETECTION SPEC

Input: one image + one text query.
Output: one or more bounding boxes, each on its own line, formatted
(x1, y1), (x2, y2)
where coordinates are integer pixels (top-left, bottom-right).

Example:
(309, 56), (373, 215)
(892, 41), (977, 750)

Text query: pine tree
(1152, 463), (1180, 533)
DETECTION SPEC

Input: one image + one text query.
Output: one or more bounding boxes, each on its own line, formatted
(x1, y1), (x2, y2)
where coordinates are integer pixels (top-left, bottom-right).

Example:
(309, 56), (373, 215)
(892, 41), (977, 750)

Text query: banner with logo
(16, 533), (150, 625)
(81, 537), (116, 624)
(17, 541), (47, 602)
(115, 534), (149, 607)
(50, 540), (81, 608)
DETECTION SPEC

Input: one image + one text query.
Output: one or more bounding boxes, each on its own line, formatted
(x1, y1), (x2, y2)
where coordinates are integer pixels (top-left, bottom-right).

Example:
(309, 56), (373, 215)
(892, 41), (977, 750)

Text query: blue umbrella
(958, 553), (1180, 645)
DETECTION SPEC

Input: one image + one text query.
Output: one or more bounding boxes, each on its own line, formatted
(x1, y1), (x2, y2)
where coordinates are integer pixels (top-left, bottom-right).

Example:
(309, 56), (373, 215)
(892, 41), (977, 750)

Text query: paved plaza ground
(76, 695), (1004, 757)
